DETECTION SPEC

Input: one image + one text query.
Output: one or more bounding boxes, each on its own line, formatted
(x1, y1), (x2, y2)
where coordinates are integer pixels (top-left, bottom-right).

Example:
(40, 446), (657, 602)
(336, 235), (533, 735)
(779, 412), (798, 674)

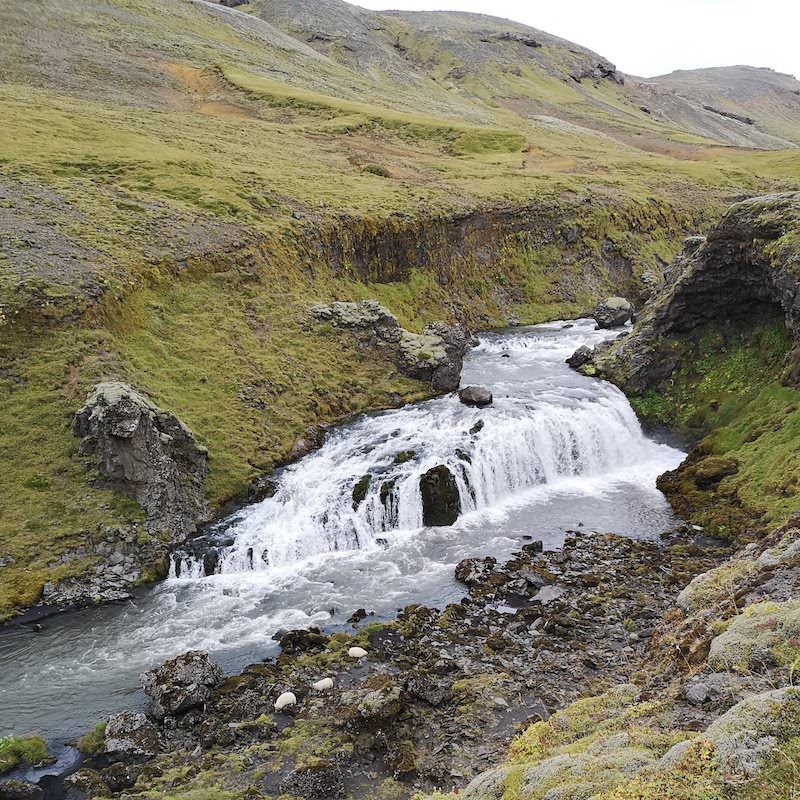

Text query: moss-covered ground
(628, 322), (800, 535)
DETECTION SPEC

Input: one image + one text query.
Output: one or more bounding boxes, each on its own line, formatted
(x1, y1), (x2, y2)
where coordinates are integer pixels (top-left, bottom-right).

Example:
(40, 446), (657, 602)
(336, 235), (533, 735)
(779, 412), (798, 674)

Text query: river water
(0, 319), (684, 745)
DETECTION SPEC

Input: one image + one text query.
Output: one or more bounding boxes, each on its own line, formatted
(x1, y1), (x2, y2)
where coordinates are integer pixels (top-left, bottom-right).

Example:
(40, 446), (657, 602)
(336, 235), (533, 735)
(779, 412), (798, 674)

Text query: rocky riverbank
(1, 525), (732, 800)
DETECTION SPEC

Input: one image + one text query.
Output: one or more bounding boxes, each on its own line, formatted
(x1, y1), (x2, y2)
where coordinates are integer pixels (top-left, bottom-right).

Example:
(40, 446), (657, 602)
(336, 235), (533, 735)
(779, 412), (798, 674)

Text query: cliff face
(593, 192), (800, 537)
(597, 192), (800, 394)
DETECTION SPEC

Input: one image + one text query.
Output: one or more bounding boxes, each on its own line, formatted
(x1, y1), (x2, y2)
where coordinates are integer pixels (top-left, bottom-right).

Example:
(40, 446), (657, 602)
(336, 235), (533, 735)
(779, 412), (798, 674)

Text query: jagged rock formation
(73, 382), (209, 535)
(311, 300), (471, 391)
(595, 192), (800, 393)
(140, 651), (224, 721)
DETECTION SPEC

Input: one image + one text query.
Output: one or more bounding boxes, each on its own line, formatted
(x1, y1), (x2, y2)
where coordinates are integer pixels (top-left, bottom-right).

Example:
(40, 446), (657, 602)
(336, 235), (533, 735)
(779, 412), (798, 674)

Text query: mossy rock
(708, 599), (800, 674)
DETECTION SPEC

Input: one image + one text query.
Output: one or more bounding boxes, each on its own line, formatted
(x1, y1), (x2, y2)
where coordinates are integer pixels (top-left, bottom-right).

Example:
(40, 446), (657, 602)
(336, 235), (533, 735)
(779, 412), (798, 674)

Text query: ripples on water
(0, 319), (684, 740)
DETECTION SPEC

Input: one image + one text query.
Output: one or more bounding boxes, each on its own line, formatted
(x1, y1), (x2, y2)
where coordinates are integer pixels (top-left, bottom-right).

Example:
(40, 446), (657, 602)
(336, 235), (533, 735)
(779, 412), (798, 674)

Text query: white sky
(345, 0), (800, 79)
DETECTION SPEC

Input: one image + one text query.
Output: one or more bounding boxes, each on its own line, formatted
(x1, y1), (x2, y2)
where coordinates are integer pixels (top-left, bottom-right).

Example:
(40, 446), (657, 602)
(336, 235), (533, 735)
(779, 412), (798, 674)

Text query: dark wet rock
(352, 474), (371, 509)
(279, 760), (345, 800)
(100, 763), (142, 793)
(286, 425), (327, 462)
(278, 628), (329, 656)
(596, 192), (800, 394)
(566, 344), (594, 369)
(419, 465), (461, 526)
(73, 382), (208, 536)
(140, 650), (223, 720)
(348, 608), (368, 623)
(591, 297), (633, 328)
(311, 300), (471, 392)
(458, 385), (493, 407)
(104, 712), (160, 761)
(62, 769), (109, 800)
(246, 474), (279, 503)
(0, 781), (43, 800)
(393, 450), (416, 464)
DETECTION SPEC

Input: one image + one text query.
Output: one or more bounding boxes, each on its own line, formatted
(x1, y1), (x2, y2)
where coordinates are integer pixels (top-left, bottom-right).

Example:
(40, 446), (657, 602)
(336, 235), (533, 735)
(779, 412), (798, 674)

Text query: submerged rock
(73, 381), (208, 536)
(591, 296), (633, 328)
(140, 651), (223, 720)
(420, 465), (461, 526)
(458, 385), (493, 407)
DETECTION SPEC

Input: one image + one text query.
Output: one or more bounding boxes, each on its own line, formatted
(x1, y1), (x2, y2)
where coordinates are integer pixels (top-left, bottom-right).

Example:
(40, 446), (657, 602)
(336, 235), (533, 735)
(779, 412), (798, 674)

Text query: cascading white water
(172, 319), (673, 579)
(0, 318), (686, 742)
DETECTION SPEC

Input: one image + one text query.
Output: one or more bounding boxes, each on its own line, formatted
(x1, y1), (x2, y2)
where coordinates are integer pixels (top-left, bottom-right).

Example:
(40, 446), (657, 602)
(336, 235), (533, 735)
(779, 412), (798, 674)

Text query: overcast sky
(346, 0), (800, 79)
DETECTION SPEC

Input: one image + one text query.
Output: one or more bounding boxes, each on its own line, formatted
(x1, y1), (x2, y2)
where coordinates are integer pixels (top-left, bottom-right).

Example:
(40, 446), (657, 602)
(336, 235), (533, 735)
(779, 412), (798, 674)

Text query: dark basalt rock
(279, 761), (345, 800)
(278, 628), (329, 655)
(351, 474), (371, 509)
(140, 651), (223, 720)
(73, 382), (208, 536)
(566, 344), (594, 369)
(458, 385), (493, 407)
(419, 465), (461, 526)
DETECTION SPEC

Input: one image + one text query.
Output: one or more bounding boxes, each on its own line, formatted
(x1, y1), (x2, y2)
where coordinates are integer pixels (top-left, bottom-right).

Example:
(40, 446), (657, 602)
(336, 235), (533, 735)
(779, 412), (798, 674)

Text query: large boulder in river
(311, 300), (470, 392)
(420, 465), (461, 526)
(458, 385), (493, 407)
(140, 651), (223, 720)
(591, 296), (634, 328)
(73, 382), (208, 536)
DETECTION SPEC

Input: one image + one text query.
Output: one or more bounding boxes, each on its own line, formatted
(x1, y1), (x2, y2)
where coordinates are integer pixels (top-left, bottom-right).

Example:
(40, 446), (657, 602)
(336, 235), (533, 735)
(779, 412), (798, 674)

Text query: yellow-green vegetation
(0, 735), (51, 774)
(76, 722), (107, 756)
(708, 599), (800, 675)
(630, 322), (800, 533)
(422, 683), (800, 800)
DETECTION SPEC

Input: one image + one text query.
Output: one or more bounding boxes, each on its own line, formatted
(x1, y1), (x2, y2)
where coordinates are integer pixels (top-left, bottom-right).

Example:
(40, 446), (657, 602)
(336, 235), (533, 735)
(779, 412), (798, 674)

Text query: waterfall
(172, 321), (666, 579)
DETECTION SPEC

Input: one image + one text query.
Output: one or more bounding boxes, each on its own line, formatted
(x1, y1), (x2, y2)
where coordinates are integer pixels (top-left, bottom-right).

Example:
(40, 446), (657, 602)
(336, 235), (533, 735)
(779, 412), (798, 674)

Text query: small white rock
(274, 691), (297, 712)
(348, 646), (368, 659)
(312, 677), (334, 691)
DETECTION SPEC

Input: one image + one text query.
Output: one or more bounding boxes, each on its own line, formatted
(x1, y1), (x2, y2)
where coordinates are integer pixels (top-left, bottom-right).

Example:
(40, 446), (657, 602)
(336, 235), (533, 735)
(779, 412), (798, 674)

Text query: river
(0, 318), (684, 749)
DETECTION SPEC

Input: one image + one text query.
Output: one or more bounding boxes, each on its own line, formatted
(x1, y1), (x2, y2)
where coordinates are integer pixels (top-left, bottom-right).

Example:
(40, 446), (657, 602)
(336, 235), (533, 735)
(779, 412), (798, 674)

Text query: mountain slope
(652, 65), (800, 146)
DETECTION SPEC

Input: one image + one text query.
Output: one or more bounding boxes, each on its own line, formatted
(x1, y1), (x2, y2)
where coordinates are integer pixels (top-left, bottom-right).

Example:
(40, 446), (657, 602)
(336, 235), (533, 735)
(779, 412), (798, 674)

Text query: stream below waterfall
(0, 318), (685, 751)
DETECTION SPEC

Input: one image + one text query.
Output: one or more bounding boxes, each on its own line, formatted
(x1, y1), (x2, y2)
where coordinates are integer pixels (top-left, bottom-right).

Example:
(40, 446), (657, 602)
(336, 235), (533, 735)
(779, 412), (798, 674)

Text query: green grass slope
(1, 0), (800, 618)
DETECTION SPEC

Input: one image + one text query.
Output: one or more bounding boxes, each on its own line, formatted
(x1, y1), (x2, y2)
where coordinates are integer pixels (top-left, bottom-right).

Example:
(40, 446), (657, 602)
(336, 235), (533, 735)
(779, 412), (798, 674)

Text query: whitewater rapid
(0, 319), (684, 741)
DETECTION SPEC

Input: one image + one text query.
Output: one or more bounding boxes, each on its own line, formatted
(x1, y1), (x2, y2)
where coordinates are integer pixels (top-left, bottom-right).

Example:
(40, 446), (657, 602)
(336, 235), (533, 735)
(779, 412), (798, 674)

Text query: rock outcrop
(595, 192), (800, 393)
(73, 382), (208, 535)
(419, 464), (461, 526)
(140, 651), (223, 721)
(311, 300), (471, 392)
(591, 296), (634, 328)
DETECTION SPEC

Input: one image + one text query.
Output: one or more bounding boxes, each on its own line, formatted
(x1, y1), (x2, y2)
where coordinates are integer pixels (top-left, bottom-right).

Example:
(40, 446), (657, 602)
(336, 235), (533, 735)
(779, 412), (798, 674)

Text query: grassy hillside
(2, 0), (800, 619)
(652, 65), (800, 146)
